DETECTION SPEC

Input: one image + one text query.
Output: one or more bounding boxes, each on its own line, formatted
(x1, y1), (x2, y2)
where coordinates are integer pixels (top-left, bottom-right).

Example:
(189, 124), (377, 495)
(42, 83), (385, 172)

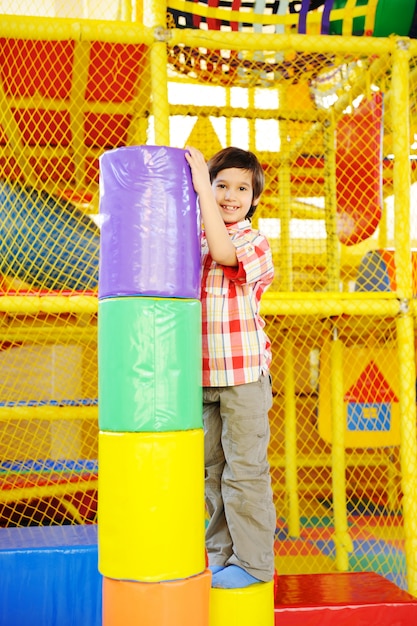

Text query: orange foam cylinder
(98, 429), (205, 581)
(210, 582), (275, 626)
(103, 570), (212, 626)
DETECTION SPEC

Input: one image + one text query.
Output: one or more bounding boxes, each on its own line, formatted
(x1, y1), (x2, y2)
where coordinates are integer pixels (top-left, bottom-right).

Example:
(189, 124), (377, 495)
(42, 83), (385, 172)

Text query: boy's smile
(212, 167), (258, 224)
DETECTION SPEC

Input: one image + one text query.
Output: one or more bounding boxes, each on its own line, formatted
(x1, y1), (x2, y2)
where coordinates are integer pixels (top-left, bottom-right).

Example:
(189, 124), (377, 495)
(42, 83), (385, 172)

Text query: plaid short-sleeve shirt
(201, 219), (274, 387)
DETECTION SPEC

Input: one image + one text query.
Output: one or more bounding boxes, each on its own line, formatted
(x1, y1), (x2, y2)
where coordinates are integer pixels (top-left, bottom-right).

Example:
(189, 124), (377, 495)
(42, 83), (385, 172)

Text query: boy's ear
(253, 196), (260, 207)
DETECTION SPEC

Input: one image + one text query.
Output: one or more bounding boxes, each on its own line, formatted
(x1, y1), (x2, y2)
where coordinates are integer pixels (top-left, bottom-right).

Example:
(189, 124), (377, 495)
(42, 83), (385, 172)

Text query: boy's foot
(209, 565), (226, 575)
(211, 565), (262, 588)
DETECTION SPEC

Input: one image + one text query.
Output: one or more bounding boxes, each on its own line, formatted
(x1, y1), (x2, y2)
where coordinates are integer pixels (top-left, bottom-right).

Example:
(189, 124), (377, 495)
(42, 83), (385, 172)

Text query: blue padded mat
(0, 525), (102, 626)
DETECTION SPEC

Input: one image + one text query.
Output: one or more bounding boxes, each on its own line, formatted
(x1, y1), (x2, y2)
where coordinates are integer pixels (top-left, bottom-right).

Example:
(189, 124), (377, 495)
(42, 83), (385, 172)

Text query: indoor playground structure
(2, 0), (417, 625)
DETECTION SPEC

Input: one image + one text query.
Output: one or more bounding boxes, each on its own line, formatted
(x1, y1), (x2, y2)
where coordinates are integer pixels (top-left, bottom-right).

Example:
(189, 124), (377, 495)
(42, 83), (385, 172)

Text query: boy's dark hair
(207, 147), (265, 220)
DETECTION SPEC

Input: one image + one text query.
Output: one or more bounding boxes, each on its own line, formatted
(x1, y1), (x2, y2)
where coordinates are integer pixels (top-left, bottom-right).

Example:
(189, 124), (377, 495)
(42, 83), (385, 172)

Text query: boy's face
(212, 167), (258, 224)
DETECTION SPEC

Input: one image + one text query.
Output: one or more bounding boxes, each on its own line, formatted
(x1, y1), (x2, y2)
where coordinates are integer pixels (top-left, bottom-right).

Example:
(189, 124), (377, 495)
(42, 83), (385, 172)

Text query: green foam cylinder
(98, 297), (202, 432)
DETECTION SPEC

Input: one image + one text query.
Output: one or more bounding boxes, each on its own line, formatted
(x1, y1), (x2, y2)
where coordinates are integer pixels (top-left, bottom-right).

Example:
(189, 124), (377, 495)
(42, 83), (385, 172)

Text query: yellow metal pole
(322, 111), (341, 292)
(283, 334), (300, 538)
(169, 29), (391, 60)
(391, 37), (417, 596)
(145, 0), (170, 146)
(378, 198), (388, 249)
(135, 0), (143, 23)
(330, 327), (352, 572)
(395, 314), (417, 595)
(248, 87), (256, 153)
(119, 0), (133, 21)
(392, 42), (413, 302)
(260, 292), (400, 317)
(225, 87), (232, 147)
(385, 450), (400, 514)
(278, 85), (293, 292)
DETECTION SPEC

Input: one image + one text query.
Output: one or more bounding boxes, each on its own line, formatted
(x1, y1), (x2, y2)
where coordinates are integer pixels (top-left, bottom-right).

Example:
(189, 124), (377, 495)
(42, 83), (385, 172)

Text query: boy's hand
(185, 146), (212, 196)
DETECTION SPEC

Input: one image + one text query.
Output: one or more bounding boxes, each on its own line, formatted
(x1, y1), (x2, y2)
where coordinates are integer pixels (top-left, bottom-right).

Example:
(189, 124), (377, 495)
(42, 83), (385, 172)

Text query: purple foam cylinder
(98, 145), (201, 299)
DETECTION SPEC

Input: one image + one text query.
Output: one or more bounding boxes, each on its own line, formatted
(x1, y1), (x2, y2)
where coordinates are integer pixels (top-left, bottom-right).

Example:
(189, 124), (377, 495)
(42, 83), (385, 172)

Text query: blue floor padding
(0, 525), (102, 626)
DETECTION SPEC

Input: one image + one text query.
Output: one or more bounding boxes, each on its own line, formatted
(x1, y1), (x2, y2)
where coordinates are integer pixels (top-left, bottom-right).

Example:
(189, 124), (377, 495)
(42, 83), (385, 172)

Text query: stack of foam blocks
(97, 145), (211, 626)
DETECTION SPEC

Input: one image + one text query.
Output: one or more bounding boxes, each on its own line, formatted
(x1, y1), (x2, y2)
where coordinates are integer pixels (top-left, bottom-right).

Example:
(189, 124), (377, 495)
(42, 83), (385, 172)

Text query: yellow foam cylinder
(210, 582), (275, 626)
(103, 570), (212, 626)
(98, 429), (205, 581)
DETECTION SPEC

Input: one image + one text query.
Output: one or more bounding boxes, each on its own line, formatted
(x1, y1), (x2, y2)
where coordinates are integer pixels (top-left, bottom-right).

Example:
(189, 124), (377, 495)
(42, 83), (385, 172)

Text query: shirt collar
(225, 219), (251, 233)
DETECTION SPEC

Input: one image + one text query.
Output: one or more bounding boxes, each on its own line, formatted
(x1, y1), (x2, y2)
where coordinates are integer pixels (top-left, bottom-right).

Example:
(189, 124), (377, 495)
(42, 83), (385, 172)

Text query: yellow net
(1, 0), (417, 597)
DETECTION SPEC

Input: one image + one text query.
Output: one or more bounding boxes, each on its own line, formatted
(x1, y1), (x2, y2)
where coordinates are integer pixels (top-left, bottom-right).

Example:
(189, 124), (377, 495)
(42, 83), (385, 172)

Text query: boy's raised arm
(185, 146), (238, 267)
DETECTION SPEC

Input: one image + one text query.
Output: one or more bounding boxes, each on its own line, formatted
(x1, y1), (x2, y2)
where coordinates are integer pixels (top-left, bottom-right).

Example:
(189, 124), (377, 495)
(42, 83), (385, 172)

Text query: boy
(185, 146), (276, 589)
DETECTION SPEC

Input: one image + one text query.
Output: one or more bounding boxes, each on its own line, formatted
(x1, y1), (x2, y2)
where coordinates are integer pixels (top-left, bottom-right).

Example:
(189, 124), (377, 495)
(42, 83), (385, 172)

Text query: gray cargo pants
(203, 374), (276, 582)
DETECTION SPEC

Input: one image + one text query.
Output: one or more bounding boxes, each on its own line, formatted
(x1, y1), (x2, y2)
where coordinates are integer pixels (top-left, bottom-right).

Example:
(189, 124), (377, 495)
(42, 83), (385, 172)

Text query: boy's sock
(211, 565), (262, 588)
(209, 565), (226, 575)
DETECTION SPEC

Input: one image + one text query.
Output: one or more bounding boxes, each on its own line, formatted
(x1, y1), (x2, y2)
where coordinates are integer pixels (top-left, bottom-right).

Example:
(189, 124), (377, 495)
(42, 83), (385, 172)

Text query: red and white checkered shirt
(201, 219), (274, 387)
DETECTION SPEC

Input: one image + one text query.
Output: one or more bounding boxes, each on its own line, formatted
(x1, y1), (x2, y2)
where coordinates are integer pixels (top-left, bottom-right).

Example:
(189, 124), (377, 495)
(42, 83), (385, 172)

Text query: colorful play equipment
(3, 0), (417, 624)
(168, 0), (417, 37)
(0, 182), (99, 291)
(318, 339), (401, 448)
(0, 33), (148, 293)
(0, 36), (149, 190)
(98, 144), (276, 624)
(0, 1), (405, 292)
(316, 248), (417, 449)
(167, 0), (417, 87)
(97, 145), (210, 625)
